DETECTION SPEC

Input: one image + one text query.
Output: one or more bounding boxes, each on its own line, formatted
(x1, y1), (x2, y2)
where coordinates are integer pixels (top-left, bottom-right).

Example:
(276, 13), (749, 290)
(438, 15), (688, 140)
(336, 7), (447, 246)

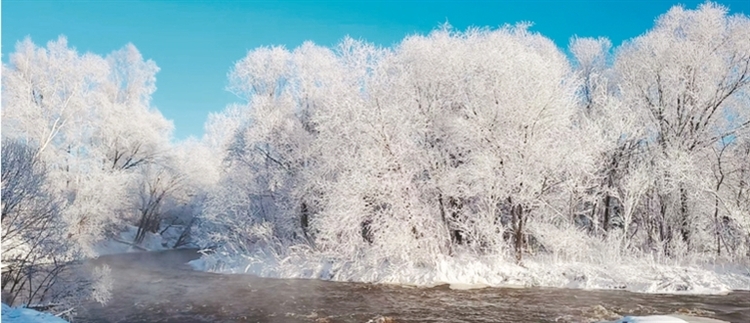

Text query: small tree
(133, 165), (183, 245)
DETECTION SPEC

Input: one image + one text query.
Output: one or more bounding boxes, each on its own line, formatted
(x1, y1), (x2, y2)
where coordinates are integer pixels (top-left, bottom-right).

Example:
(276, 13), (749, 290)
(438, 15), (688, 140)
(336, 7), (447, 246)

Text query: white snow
(613, 316), (689, 323)
(93, 225), (167, 256)
(1, 304), (69, 323)
(609, 316), (730, 323)
(190, 247), (750, 295)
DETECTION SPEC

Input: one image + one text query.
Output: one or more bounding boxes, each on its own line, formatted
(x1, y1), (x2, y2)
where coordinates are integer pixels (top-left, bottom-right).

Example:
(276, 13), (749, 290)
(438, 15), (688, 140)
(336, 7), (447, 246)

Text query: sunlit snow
(1, 304), (69, 323)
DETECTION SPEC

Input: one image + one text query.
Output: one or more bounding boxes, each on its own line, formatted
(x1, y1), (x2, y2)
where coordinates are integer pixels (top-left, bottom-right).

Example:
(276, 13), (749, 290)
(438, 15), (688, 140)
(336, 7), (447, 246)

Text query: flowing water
(73, 249), (750, 323)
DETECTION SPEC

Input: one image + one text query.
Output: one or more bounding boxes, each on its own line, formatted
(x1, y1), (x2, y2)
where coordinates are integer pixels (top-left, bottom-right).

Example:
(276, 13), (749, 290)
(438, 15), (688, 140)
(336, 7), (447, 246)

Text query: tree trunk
(679, 185), (690, 250)
(511, 199), (524, 264)
(658, 193), (672, 256)
(714, 196), (722, 256)
(300, 201), (310, 240)
(437, 193), (453, 255)
(602, 194), (612, 233)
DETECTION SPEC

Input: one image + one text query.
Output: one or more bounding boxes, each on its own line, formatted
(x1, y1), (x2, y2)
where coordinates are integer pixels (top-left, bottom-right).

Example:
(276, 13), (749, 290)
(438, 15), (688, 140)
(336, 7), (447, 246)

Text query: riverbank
(189, 248), (750, 295)
(93, 224), (192, 256)
(70, 249), (749, 323)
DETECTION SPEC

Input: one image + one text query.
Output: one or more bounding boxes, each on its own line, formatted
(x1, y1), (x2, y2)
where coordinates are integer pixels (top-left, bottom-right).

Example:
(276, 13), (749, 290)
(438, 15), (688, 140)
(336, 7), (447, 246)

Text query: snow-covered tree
(1, 139), (109, 309)
(202, 26), (596, 265)
(614, 2), (750, 255)
(2, 37), (178, 250)
(1, 37), (178, 311)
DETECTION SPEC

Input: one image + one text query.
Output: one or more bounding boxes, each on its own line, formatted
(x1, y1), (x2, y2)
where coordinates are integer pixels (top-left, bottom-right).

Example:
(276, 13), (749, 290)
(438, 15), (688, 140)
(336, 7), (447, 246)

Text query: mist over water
(74, 250), (750, 323)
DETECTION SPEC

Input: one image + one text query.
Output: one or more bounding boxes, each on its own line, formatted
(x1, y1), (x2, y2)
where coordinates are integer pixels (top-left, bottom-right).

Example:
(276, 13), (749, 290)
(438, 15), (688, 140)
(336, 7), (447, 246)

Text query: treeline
(1, 1), (749, 310)
(197, 3), (750, 265)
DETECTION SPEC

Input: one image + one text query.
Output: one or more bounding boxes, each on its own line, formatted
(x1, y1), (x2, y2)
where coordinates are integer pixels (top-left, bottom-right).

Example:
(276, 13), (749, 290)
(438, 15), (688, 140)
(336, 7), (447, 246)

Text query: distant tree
(132, 165), (183, 244)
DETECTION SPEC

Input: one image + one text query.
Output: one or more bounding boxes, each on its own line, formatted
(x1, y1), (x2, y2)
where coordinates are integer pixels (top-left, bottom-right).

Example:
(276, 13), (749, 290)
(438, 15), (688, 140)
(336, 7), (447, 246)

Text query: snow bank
(610, 315), (729, 323)
(190, 248), (750, 295)
(1, 304), (69, 323)
(612, 316), (688, 323)
(93, 225), (167, 256)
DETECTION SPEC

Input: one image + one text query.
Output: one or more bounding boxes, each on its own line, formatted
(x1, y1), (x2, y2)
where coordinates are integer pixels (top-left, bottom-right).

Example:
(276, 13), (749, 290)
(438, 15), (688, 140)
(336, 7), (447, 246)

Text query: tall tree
(615, 2), (750, 253)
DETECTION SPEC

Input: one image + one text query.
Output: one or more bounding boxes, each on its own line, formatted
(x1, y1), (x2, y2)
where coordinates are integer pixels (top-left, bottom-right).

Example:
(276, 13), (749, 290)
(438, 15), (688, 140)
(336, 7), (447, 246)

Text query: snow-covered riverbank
(612, 316), (729, 323)
(190, 249), (750, 295)
(93, 224), (193, 256)
(1, 304), (69, 323)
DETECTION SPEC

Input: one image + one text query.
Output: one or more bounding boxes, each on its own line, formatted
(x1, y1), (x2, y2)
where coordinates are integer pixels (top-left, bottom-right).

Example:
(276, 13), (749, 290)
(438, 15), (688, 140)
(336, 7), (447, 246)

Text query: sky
(3, 0), (749, 140)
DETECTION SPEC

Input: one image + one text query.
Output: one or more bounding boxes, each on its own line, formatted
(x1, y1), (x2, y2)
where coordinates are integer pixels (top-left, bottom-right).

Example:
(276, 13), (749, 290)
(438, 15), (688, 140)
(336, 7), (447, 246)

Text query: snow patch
(447, 282), (490, 290)
(613, 316), (689, 323)
(607, 315), (730, 323)
(1, 304), (69, 323)
(93, 225), (167, 256)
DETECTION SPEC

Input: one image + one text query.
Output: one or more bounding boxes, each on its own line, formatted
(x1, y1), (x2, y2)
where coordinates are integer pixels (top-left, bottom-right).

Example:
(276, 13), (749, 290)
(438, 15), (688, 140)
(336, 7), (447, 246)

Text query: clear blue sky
(3, 0), (748, 140)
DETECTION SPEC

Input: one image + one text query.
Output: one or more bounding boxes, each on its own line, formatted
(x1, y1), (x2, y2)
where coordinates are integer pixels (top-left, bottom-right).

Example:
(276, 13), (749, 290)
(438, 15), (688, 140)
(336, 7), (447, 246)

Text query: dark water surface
(73, 249), (750, 323)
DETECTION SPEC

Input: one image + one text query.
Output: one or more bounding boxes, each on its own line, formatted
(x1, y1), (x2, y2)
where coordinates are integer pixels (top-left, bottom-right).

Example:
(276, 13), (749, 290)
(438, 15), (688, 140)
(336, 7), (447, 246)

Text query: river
(72, 249), (750, 323)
